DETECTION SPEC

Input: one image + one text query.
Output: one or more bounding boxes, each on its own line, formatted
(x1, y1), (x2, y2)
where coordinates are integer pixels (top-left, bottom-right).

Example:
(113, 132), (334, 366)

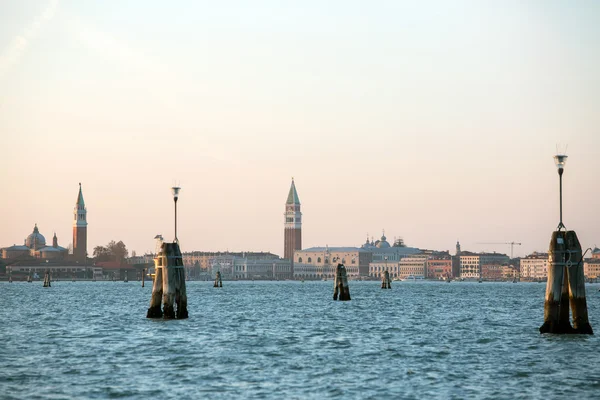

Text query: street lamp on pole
(171, 186), (181, 243)
(554, 154), (568, 231)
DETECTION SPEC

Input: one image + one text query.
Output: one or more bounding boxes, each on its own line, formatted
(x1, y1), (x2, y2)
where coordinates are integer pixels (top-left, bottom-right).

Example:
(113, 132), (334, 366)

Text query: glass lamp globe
(554, 154), (568, 171)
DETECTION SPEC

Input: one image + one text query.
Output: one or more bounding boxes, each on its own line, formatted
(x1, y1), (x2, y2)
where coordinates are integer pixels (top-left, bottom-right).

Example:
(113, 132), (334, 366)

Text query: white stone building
(520, 252), (549, 280)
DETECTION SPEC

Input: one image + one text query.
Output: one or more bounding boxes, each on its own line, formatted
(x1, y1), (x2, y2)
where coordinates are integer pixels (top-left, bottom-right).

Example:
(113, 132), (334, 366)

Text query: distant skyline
(1, 1), (599, 257)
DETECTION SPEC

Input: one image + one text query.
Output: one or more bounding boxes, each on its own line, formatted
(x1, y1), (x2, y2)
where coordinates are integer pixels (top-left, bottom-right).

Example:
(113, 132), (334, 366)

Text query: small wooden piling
(43, 270), (51, 287)
(142, 268), (145, 288)
(381, 271), (391, 289)
(333, 263), (351, 301)
(214, 271), (222, 288)
(27, 274), (32, 283)
(540, 230), (593, 334)
(147, 242), (188, 319)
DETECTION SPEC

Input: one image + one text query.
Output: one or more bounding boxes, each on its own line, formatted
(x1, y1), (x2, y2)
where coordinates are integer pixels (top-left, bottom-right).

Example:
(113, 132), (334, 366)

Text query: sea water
(1, 281), (599, 399)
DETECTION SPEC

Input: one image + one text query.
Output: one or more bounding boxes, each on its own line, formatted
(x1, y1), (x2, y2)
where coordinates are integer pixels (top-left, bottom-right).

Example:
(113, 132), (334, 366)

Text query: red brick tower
(73, 183), (88, 262)
(284, 179), (302, 274)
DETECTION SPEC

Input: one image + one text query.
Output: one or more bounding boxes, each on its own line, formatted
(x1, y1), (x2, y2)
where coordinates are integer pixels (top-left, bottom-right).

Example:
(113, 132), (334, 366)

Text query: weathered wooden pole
(142, 268), (145, 288)
(565, 231), (593, 334)
(161, 242), (188, 319)
(147, 254), (164, 318)
(147, 186), (188, 319)
(43, 270), (51, 287)
(540, 153), (593, 334)
(540, 231), (574, 333)
(214, 271), (222, 288)
(381, 271), (391, 289)
(333, 263), (351, 301)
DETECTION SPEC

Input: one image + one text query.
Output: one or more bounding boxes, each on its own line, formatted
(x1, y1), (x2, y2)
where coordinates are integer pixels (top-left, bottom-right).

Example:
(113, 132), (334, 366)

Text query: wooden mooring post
(333, 263), (351, 301)
(381, 271), (391, 289)
(142, 268), (145, 288)
(147, 242), (188, 319)
(214, 271), (222, 288)
(43, 270), (51, 287)
(540, 230), (593, 334)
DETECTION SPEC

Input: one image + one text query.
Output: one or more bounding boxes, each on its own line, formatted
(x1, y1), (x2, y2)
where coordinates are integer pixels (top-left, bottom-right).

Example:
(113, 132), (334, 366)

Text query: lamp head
(554, 154), (568, 172)
(171, 186), (181, 200)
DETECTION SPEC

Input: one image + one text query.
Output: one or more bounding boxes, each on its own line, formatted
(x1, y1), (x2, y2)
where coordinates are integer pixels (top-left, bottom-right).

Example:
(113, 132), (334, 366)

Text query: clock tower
(284, 178), (302, 273)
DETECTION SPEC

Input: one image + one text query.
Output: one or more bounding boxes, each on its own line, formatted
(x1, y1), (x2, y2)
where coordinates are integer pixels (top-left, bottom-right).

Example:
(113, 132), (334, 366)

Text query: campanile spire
(284, 178), (302, 272)
(73, 183), (88, 261)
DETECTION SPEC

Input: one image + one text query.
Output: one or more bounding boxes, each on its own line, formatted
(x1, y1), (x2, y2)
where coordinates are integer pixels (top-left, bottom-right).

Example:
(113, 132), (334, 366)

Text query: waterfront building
(233, 258), (292, 280)
(6, 261), (101, 280)
(459, 251), (510, 279)
(520, 252), (549, 280)
(284, 179), (302, 274)
(480, 264), (517, 281)
(398, 254), (428, 279)
(2, 225), (68, 260)
(369, 260), (400, 279)
(361, 233), (420, 261)
(73, 183), (88, 262)
(427, 253), (453, 279)
(294, 246), (372, 278)
(182, 251), (279, 279)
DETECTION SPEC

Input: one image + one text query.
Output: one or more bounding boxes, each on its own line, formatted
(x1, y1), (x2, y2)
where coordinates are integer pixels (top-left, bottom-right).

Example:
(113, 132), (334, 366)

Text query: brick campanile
(284, 178), (302, 274)
(73, 183), (88, 262)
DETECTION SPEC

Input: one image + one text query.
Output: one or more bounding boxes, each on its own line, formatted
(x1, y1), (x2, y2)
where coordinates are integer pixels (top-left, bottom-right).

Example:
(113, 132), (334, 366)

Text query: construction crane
(476, 242), (522, 259)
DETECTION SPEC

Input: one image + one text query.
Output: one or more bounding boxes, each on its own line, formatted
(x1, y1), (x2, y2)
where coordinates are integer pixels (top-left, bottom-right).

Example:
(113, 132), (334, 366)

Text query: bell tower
(284, 178), (302, 272)
(73, 183), (88, 262)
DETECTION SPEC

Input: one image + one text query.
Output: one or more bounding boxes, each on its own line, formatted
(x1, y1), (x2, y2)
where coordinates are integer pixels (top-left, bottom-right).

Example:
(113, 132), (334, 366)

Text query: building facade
(520, 252), (549, 280)
(427, 254), (453, 279)
(459, 251), (510, 279)
(294, 247), (372, 278)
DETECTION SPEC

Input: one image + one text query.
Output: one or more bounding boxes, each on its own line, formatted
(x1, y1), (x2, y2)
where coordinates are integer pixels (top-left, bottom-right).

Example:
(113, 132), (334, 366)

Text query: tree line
(93, 240), (129, 262)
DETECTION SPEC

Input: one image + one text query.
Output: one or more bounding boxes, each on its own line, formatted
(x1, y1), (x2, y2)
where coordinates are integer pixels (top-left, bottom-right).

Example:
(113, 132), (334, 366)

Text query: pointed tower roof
(76, 183), (85, 206)
(286, 179), (300, 205)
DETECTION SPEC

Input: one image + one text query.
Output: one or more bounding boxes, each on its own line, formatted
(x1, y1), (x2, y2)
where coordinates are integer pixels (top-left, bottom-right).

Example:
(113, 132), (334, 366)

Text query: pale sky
(1, 0), (599, 258)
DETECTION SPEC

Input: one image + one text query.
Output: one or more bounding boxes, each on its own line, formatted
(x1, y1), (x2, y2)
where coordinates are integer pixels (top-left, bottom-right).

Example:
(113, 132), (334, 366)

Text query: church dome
(26, 224), (46, 250)
(376, 234), (390, 248)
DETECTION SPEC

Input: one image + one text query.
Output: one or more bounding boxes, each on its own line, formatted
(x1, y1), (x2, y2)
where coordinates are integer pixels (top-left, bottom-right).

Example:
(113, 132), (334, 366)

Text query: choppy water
(1, 281), (600, 399)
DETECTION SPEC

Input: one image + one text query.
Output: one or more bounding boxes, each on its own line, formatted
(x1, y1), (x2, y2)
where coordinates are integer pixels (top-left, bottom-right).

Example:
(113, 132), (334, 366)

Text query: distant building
(459, 251), (510, 279)
(182, 251), (280, 279)
(369, 260), (400, 279)
(294, 246), (372, 278)
(520, 252), (549, 280)
(398, 254), (428, 279)
(2, 225), (68, 260)
(427, 253), (453, 279)
(284, 179), (302, 273)
(584, 259), (600, 279)
(361, 232), (420, 261)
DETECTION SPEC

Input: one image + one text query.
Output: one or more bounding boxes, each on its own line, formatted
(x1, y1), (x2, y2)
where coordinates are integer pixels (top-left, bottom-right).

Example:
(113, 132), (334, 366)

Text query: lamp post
(171, 186), (181, 243)
(554, 154), (567, 231)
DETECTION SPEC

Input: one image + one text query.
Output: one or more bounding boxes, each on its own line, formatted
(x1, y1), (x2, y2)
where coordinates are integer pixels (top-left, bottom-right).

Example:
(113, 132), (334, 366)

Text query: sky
(0, 0), (599, 258)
